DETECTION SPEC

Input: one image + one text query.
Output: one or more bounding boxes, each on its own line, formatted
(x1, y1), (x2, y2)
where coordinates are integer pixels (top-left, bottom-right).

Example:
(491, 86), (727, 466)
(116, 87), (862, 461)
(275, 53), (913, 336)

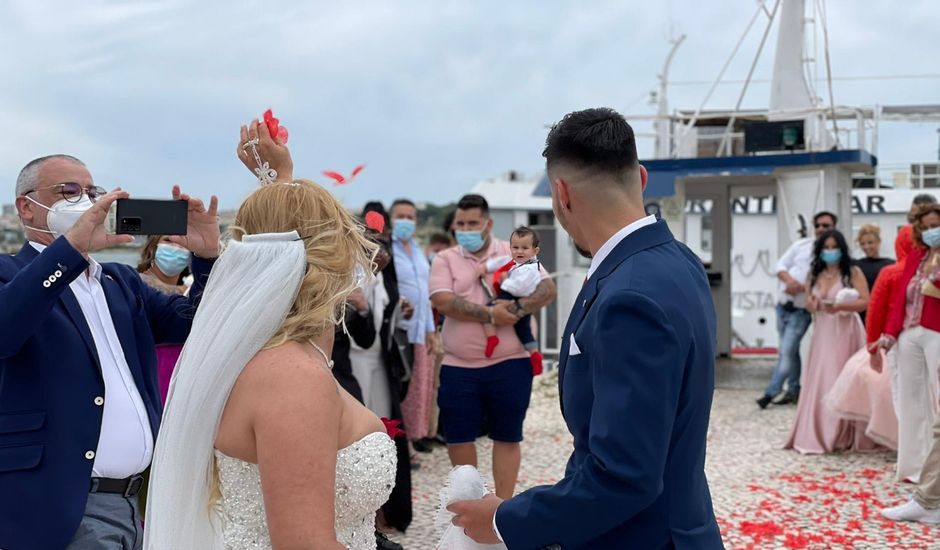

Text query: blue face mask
(155, 243), (191, 277)
(427, 252), (437, 264)
(456, 230), (486, 253)
(820, 249), (842, 265)
(392, 219), (416, 241)
(923, 227), (940, 249)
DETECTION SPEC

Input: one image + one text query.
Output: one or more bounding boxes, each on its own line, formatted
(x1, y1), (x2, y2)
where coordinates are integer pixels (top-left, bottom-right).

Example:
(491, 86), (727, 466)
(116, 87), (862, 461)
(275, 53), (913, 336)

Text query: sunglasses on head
(23, 182), (107, 204)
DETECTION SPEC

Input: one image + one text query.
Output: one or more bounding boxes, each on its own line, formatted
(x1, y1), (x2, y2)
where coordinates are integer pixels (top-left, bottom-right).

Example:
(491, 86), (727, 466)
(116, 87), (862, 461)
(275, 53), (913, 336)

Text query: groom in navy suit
(0, 155), (221, 550)
(450, 108), (723, 548)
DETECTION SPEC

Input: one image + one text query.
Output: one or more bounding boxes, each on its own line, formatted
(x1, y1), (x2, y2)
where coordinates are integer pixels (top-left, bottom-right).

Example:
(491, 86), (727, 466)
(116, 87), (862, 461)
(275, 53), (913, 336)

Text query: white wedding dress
(145, 231), (396, 550)
(215, 432), (396, 549)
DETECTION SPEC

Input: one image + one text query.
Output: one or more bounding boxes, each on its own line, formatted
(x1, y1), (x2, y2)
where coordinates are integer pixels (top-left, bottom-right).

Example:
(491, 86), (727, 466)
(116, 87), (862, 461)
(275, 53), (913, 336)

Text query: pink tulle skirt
(824, 347), (898, 450)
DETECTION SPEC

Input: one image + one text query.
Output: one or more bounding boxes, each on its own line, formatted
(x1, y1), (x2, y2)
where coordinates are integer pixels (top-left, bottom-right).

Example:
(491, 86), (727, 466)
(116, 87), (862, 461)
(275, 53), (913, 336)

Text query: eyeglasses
(23, 182), (107, 204)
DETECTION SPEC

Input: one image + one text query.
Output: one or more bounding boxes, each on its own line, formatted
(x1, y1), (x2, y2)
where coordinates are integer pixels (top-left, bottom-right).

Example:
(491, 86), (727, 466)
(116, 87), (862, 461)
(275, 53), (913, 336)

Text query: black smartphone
(113, 199), (188, 235)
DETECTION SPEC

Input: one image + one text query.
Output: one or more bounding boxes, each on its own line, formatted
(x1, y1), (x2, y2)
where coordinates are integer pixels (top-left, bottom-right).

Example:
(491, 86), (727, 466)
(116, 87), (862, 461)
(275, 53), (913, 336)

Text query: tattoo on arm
(518, 280), (556, 315)
(449, 297), (491, 322)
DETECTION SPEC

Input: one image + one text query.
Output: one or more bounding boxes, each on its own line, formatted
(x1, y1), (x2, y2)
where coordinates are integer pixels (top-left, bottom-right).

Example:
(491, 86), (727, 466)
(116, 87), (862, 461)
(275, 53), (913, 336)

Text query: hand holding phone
(66, 189), (135, 254)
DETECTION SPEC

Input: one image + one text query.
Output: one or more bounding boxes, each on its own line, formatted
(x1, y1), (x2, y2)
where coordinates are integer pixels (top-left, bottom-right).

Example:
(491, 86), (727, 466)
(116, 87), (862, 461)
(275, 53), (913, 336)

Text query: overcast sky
(1, 0), (937, 210)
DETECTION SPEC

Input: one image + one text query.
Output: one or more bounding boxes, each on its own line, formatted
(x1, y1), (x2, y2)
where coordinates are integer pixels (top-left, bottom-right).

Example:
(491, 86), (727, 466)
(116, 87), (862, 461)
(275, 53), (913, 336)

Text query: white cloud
(1, 0), (937, 210)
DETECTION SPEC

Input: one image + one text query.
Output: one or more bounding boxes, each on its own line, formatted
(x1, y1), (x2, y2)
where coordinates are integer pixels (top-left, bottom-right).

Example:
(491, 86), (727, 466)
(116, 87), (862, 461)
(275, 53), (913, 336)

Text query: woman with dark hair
(352, 202), (413, 542)
(875, 203), (940, 482)
(785, 229), (875, 454)
(136, 235), (191, 404)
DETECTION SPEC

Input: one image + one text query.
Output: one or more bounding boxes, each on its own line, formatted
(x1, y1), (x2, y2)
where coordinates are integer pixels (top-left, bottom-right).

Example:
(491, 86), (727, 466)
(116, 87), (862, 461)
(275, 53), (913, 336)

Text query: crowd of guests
(7, 143), (940, 548)
(759, 193), (940, 525)
(0, 146), (555, 549)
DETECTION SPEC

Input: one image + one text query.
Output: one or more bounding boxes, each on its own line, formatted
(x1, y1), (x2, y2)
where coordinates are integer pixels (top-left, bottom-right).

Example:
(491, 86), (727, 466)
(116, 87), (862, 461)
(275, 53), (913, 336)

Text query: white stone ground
(388, 370), (940, 549)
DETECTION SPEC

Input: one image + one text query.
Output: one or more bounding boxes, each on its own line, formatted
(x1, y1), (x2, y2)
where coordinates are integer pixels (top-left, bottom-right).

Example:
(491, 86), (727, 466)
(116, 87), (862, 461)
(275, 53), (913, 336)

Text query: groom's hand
(448, 494), (503, 544)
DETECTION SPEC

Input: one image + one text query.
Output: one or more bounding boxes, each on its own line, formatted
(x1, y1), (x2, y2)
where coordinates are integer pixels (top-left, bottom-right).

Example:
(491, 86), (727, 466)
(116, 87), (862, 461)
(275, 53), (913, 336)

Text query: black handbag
(387, 303), (413, 383)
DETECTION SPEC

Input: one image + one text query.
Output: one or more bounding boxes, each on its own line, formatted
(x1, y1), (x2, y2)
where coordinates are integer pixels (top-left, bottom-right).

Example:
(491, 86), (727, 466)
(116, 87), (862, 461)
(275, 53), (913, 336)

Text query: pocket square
(568, 334), (581, 356)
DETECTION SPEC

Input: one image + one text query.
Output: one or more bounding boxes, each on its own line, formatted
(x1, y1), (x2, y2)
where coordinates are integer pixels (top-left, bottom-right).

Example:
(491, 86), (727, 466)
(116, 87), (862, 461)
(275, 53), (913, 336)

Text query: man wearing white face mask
(0, 154), (222, 550)
(390, 198), (438, 454)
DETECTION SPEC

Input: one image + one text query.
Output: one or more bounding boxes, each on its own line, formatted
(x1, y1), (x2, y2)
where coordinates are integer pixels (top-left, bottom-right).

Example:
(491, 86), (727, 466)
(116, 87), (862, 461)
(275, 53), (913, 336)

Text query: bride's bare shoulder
(237, 341), (338, 398)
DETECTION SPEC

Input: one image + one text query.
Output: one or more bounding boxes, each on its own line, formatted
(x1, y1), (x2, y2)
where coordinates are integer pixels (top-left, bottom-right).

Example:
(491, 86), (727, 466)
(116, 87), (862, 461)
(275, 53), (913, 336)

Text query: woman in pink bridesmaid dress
(785, 230), (877, 454)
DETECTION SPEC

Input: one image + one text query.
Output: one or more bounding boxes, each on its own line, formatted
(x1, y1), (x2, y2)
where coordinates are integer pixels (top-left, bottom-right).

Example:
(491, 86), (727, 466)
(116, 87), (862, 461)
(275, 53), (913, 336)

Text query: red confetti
(322, 164), (367, 186)
(322, 170), (347, 184)
(722, 466), (937, 548)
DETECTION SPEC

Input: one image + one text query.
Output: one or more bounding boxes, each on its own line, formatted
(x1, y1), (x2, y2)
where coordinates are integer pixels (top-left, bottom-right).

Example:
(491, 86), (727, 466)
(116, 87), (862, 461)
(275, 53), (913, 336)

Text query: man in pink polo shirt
(430, 194), (557, 499)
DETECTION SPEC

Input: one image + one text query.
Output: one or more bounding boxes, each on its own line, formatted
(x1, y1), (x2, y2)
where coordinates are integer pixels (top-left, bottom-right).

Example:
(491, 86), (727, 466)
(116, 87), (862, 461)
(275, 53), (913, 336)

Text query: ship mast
(655, 34), (686, 159)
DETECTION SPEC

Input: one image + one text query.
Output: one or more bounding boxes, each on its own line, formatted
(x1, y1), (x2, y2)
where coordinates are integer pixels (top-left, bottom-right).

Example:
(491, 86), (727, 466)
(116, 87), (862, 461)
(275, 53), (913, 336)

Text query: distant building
(1, 204), (14, 217)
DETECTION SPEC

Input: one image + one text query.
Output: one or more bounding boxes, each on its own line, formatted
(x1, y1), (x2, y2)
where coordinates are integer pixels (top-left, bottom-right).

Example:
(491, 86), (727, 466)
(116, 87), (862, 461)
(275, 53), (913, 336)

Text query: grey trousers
(915, 411), (940, 509)
(67, 492), (143, 550)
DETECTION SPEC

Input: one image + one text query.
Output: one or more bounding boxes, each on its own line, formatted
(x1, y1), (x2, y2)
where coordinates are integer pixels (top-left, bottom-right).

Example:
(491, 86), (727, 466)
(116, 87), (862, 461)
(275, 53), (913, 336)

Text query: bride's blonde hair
(229, 180), (378, 348)
(208, 180), (377, 508)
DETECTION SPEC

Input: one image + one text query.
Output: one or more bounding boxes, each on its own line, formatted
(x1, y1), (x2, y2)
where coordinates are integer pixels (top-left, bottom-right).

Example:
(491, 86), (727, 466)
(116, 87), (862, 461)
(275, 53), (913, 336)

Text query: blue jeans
(764, 303), (812, 398)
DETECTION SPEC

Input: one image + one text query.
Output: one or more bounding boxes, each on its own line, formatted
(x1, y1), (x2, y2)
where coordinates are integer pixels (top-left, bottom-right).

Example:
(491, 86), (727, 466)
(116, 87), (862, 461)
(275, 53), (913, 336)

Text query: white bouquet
(436, 465), (508, 550)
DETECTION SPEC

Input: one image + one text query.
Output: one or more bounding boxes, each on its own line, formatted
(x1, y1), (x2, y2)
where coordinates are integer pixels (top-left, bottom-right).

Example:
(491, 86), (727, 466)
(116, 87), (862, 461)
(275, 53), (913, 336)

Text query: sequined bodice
(214, 432), (396, 549)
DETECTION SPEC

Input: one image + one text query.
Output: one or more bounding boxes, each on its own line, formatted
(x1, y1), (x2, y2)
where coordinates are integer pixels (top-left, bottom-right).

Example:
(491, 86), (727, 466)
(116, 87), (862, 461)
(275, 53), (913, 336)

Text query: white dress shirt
(774, 237), (814, 309)
(31, 242), (153, 479)
(586, 215), (658, 280)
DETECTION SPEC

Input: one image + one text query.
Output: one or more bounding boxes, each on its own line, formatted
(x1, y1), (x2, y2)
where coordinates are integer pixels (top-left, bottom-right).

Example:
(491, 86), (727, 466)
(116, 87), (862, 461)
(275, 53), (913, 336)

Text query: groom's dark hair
(542, 108), (639, 182)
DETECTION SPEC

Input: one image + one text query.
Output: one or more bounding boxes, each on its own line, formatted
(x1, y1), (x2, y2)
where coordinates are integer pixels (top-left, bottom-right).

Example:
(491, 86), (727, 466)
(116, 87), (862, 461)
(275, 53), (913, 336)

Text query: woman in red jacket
(876, 205), (940, 482)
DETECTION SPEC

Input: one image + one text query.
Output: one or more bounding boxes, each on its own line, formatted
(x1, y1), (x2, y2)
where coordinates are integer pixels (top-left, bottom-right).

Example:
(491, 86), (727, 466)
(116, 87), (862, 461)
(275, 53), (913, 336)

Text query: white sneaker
(881, 498), (940, 524)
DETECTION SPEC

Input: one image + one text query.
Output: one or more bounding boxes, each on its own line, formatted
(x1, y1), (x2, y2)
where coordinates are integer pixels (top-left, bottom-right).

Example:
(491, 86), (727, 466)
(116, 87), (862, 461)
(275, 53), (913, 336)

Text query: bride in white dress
(145, 120), (396, 549)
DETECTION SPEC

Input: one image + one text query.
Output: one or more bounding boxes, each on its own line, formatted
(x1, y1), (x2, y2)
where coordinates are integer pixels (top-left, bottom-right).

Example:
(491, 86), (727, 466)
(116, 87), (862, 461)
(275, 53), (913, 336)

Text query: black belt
(90, 474), (144, 497)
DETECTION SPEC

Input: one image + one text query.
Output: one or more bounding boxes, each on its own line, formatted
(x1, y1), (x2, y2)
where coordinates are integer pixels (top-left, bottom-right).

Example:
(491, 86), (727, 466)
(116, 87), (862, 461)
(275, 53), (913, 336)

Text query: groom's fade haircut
(542, 107), (639, 187)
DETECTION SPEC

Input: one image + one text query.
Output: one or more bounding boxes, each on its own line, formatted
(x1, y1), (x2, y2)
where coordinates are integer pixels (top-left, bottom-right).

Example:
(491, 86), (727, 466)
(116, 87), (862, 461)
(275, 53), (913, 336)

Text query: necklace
(308, 340), (335, 370)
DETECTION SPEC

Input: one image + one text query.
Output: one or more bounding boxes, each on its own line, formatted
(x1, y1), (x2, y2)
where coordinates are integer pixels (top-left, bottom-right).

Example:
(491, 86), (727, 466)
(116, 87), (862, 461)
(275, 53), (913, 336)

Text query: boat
(471, 0), (940, 359)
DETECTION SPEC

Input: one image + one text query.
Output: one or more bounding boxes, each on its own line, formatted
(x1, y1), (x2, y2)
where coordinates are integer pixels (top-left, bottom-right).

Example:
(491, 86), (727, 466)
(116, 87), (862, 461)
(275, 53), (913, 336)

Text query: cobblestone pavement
(388, 364), (940, 549)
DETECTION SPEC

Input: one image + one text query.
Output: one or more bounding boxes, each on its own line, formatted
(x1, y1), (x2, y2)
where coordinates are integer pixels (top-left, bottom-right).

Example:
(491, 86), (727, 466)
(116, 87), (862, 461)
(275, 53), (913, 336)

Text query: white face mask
(24, 195), (94, 238)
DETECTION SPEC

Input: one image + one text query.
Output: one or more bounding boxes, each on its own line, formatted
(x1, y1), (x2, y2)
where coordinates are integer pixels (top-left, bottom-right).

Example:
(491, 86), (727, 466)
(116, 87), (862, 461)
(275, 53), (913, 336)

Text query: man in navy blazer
(450, 109), (724, 549)
(0, 155), (221, 550)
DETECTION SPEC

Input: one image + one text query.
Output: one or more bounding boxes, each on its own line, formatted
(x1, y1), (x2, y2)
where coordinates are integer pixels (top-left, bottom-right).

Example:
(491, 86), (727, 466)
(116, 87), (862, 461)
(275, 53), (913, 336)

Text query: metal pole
(657, 34), (686, 158)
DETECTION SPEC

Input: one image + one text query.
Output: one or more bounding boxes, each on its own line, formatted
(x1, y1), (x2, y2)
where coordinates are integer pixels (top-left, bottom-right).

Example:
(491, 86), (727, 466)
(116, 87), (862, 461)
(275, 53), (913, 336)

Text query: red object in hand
(381, 417), (405, 439)
(365, 211), (386, 234)
(262, 109), (289, 144)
